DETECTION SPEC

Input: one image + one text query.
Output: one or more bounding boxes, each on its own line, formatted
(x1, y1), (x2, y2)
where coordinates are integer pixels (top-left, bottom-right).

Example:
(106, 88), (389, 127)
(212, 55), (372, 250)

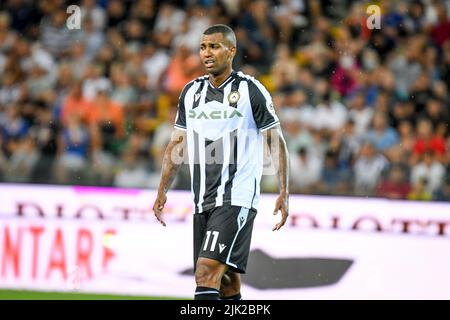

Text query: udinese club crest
(228, 91), (240, 104)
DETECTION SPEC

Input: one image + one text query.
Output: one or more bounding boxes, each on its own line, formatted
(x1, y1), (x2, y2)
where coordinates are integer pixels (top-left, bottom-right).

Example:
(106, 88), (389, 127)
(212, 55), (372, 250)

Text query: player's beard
(207, 63), (227, 77)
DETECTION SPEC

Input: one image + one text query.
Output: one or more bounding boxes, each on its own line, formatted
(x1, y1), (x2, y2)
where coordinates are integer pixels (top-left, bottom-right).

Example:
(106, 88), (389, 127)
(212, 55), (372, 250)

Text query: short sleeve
(248, 79), (280, 132)
(174, 103), (186, 131)
(174, 82), (194, 131)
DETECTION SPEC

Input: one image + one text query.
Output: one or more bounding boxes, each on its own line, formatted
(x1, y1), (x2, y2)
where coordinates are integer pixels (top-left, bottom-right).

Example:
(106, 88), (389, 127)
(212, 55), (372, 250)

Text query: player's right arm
(153, 128), (186, 226)
(153, 80), (192, 226)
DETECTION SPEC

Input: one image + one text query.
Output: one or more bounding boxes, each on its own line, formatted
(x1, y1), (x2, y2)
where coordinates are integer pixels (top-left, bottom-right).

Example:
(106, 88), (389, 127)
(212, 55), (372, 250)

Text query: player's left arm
(265, 124), (290, 231)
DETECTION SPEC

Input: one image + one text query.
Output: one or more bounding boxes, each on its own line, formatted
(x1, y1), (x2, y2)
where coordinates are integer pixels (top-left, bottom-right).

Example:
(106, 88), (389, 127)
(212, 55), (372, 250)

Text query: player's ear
(229, 46), (236, 59)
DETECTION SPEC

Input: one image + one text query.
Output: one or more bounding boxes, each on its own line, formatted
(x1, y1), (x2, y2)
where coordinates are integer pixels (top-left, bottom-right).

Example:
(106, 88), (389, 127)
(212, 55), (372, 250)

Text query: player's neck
(208, 68), (233, 88)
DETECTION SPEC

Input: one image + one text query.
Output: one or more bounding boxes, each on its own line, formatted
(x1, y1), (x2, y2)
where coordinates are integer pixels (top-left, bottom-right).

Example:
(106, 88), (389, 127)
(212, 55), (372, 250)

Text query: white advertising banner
(0, 184), (449, 299)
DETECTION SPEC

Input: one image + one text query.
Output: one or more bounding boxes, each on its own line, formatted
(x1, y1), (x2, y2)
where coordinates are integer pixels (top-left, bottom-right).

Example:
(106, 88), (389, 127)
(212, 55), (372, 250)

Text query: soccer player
(153, 25), (290, 300)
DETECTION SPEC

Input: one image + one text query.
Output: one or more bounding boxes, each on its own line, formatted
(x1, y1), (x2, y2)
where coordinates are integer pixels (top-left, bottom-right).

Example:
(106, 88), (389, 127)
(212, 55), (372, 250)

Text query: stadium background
(0, 0), (449, 299)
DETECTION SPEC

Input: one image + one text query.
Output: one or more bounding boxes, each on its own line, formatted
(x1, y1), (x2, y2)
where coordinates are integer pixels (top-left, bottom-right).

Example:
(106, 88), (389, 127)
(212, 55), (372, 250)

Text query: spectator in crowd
(0, 133), (6, 180)
(0, 0), (448, 201)
(66, 42), (89, 81)
(87, 79), (124, 151)
(434, 173), (450, 201)
(387, 120), (415, 163)
(80, 0), (106, 32)
(80, 15), (105, 62)
(239, 0), (276, 71)
(142, 43), (170, 91)
(30, 105), (59, 183)
(391, 100), (416, 129)
(25, 61), (57, 100)
(105, 0), (127, 30)
(0, 71), (22, 106)
(353, 141), (389, 195)
(290, 147), (322, 194)
(130, 72), (158, 133)
(270, 44), (299, 92)
(376, 165), (411, 200)
(40, 9), (78, 58)
(314, 92), (348, 135)
(1, 104), (30, 153)
(110, 64), (137, 107)
(0, 11), (17, 55)
(114, 150), (151, 188)
(430, 1), (450, 48)
(60, 81), (90, 126)
(318, 150), (350, 195)
(410, 72), (433, 115)
(4, 133), (39, 182)
(282, 118), (313, 156)
(335, 120), (362, 173)
(88, 79), (124, 185)
(348, 91), (374, 137)
(421, 97), (447, 130)
(412, 118), (446, 163)
(55, 112), (90, 184)
(365, 111), (399, 152)
(411, 151), (446, 195)
(333, 55), (359, 96)
(162, 43), (203, 100)
(408, 177), (432, 201)
(441, 41), (450, 91)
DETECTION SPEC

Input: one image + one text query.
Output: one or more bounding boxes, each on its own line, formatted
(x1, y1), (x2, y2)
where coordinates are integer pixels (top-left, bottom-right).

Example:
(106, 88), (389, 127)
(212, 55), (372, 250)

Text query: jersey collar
(208, 70), (236, 89)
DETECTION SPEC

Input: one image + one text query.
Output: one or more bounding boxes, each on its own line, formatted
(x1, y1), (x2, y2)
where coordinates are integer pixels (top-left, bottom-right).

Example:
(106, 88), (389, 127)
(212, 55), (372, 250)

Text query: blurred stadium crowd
(0, 0), (449, 201)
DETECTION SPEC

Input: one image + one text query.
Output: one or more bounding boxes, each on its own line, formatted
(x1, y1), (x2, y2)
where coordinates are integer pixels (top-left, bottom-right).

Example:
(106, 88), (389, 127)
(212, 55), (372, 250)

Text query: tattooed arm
(265, 125), (290, 231)
(153, 129), (187, 226)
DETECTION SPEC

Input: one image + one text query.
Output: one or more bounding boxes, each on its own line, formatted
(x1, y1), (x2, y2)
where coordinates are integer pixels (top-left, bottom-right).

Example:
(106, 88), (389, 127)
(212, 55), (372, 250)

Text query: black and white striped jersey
(174, 71), (279, 213)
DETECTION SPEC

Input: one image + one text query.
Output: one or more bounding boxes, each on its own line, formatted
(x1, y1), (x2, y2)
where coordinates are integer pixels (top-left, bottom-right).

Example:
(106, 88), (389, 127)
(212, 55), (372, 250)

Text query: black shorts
(193, 205), (257, 274)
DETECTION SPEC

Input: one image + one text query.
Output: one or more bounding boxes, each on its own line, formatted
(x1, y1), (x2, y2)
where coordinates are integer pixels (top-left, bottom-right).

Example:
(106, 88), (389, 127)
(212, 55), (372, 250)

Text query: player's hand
(153, 192), (167, 227)
(272, 191), (289, 231)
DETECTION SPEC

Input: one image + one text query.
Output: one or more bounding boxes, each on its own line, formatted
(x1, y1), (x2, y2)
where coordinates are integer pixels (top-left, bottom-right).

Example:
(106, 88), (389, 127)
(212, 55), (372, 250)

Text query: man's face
(200, 33), (235, 76)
